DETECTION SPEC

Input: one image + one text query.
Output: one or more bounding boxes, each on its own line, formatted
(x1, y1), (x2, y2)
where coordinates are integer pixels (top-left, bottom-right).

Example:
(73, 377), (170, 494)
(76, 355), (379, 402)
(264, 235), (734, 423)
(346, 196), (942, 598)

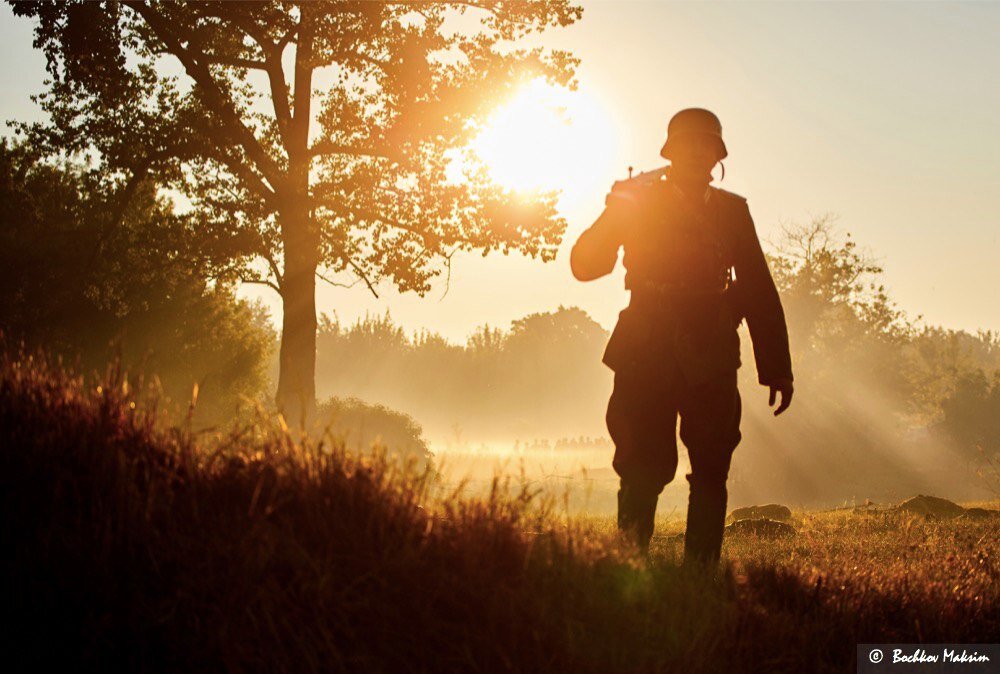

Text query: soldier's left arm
(731, 198), (794, 391)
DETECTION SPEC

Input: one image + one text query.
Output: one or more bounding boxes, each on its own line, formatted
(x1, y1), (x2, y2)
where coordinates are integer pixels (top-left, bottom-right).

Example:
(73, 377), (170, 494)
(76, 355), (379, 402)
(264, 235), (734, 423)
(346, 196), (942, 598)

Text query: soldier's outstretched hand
(768, 378), (794, 416)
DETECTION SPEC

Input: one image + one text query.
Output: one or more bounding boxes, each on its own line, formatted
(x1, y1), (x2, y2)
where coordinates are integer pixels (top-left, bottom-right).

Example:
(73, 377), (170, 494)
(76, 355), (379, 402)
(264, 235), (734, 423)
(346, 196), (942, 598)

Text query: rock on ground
(728, 504), (793, 522)
(894, 495), (965, 519)
(724, 518), (796, 538)
(961, 507), (1000, 521)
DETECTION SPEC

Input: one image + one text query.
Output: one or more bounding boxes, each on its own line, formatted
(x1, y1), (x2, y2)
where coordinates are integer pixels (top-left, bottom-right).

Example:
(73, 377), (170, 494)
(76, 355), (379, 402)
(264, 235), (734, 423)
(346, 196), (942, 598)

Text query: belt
(630, 278), (726, 300)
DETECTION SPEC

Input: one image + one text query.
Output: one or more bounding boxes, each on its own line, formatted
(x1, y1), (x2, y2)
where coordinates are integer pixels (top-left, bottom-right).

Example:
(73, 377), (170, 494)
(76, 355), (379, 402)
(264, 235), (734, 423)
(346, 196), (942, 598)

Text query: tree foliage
(768, 215), (913, 347)
(10, 0), (584, 417)
(936, 369), (1000, 462)
(0, 138), (275, 426)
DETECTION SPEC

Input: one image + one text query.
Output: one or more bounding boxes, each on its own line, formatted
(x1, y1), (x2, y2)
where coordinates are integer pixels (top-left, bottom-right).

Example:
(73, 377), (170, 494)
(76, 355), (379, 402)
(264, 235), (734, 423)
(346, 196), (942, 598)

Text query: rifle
(604, 165), (670, 207)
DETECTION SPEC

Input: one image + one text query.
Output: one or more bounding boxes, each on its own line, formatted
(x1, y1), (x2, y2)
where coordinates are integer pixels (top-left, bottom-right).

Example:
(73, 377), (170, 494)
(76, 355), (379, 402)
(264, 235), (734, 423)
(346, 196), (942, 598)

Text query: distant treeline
(313, 306), (611, 443)
(3, 138), (998, 506)
(308, 217), (1000, 505)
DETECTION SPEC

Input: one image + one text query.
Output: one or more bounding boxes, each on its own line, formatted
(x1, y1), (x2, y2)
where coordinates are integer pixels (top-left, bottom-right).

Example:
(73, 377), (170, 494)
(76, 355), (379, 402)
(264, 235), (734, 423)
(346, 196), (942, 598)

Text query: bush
(316, 395), (436, 472)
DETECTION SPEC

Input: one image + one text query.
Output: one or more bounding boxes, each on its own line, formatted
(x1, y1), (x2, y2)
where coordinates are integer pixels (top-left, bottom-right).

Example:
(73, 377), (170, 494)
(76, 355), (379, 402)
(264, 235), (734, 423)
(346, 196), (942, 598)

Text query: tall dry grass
(1, 345), (997, 673)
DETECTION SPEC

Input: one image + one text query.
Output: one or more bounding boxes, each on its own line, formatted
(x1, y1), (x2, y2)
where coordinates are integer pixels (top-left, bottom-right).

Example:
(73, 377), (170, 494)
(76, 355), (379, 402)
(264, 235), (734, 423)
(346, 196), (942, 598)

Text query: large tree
(11, 0), (581, 424)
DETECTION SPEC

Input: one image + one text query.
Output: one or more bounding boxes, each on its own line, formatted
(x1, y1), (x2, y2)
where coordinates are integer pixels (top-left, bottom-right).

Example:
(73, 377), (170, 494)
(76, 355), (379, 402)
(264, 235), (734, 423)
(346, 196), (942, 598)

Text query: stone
(727, 503), (793, 522)
(894, 495), (965, 519)
(960, 507), (1000, 521)
(724, 518), (796, 538)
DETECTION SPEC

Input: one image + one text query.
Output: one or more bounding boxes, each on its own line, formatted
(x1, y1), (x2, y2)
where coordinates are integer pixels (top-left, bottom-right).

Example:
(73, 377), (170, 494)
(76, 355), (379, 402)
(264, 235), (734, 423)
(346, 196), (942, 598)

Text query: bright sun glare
(469, 79), (616, 202)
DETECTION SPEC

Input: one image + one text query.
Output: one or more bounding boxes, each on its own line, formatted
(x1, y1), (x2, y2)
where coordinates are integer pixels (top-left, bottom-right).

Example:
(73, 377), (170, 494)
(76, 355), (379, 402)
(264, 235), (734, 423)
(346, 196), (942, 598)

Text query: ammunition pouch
(602, 284), (742, 385)
(601, 306), (651, 374)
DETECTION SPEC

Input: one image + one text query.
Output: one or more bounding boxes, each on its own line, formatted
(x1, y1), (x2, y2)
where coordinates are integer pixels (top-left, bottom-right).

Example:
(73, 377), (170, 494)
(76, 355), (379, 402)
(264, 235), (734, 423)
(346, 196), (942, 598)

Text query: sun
(469, 78), (616, 202)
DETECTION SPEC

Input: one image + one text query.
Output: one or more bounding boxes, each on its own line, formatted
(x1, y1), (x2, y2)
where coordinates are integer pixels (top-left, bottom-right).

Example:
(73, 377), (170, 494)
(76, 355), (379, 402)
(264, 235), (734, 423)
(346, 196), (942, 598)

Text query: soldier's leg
(677, 370), (742, 567)
(606, 370), (679, 553)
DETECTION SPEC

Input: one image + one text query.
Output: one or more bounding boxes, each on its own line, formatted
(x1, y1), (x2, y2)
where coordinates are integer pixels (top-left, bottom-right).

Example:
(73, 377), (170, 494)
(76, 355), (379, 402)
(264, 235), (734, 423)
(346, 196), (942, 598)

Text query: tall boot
(617, 480), (658, 554)
(682, 474), (728, 568)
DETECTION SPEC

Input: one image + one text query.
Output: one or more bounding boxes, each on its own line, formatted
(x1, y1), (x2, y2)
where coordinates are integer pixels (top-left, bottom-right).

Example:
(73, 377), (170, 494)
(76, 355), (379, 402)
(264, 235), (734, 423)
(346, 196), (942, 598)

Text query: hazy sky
(2, 2), (997, 342)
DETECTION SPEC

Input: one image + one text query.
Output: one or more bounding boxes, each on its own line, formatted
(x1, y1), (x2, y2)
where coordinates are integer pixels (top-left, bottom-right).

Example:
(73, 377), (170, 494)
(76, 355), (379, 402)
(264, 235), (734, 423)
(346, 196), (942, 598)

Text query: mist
(308, 219), (1000, 515)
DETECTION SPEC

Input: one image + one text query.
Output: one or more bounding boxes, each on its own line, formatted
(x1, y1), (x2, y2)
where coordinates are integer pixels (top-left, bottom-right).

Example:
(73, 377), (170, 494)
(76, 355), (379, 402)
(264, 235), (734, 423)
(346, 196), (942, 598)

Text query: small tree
(768, 214), (913, 346)
(11, 1), (582, 424)
(936, 369), (1000, 466)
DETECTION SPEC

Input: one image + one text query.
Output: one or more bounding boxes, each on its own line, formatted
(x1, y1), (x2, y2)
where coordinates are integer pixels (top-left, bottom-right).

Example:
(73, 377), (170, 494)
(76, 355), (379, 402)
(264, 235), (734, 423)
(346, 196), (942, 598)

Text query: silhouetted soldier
(570, 108), (794, 568)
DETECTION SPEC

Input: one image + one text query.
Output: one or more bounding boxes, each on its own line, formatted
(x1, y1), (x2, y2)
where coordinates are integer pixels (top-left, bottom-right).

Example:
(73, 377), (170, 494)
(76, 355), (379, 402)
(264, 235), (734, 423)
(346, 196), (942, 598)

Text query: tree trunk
(275, 207), (318, 428)
(275, 3), (318, 428)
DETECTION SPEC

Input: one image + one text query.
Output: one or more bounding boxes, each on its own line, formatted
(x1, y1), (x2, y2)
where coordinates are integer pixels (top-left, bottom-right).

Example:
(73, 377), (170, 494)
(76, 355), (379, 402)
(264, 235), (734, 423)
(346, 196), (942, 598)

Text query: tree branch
(433, 1), (502, 19)
(309, 139), (390, 159)
(225, 11), (296, 149)
(354, 51), (389, 73)
(199, 55), (268, 70)
(263, 251), (284, 288)
(265, 61), (293, 149)
(190, 4), (285, 59)
(290, 4), (315, 156)
(122, 1), (286, 192)
(344, 259), (380, 298)
(315, 269), (362, 291)
(86, 157), (155, 268)
(274, 23), (299, 55)
(438, 246), (460, 301)
(213, 150), (278, 208)
(240, 275), (283, 294)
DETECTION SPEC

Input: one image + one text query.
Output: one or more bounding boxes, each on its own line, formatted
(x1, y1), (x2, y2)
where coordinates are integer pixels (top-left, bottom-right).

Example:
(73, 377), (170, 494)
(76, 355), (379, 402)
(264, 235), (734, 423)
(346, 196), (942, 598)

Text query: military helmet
(659, 108), (728, 161)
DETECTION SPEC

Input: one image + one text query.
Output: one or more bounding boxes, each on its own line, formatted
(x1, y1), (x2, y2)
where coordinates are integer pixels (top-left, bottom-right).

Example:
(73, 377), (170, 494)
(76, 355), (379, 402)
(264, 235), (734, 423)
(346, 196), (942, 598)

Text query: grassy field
(2, 348), (997, 673)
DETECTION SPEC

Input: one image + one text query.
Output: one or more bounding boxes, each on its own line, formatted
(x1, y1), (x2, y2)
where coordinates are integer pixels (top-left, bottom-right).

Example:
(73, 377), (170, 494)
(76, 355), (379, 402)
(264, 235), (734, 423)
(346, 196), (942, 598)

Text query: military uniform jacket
(570, 176), (793, 387)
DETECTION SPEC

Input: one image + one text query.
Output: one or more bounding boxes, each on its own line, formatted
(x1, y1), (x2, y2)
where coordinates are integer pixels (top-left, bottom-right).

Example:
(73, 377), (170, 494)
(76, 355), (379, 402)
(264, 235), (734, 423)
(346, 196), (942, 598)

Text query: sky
(1, 1), (998, 342)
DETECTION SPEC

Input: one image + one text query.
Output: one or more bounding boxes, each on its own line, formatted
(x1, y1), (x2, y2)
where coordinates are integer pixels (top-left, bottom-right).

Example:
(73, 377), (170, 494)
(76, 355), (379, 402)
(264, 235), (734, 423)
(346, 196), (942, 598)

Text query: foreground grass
(1, 349), (997, 673)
